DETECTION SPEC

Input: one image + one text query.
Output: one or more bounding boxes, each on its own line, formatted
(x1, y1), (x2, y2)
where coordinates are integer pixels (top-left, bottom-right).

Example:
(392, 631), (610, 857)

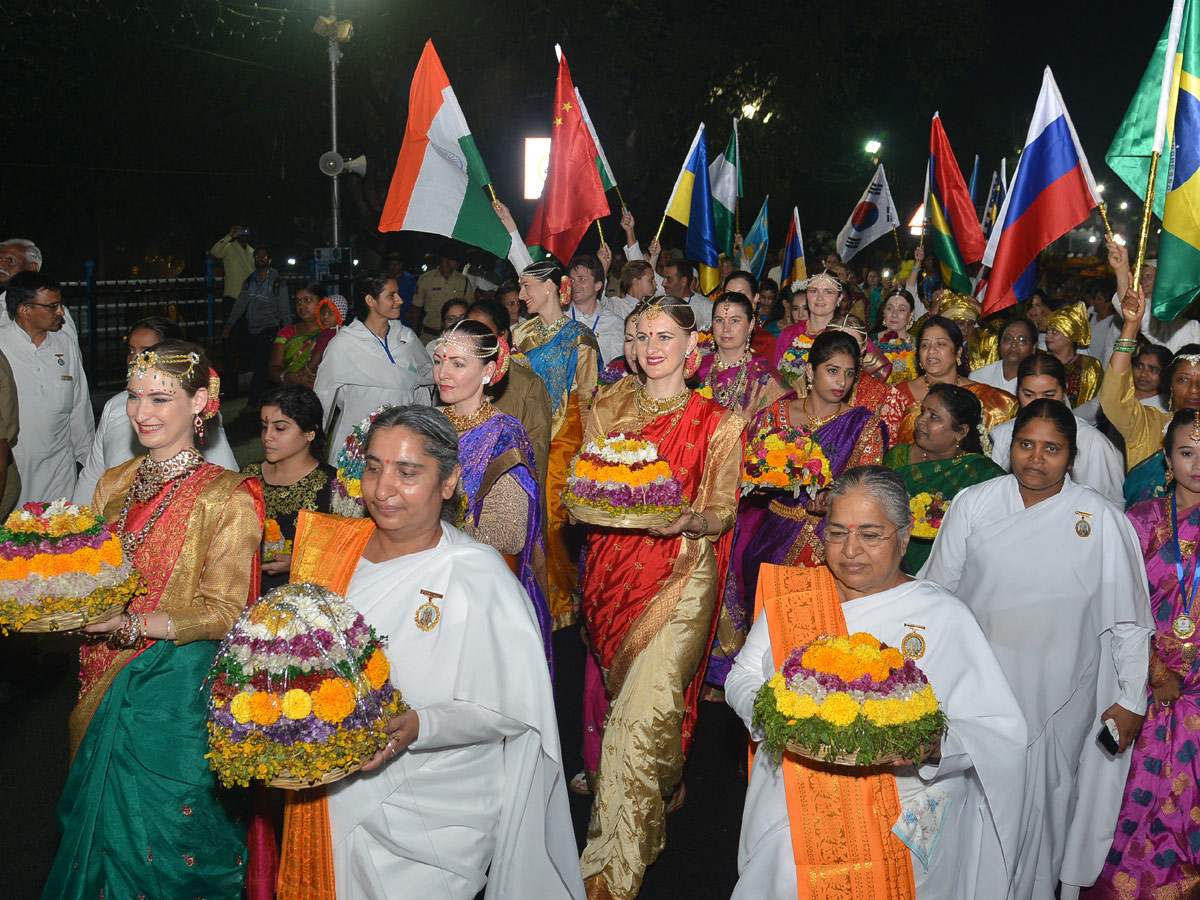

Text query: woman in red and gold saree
(579, 297), (744, 899)
(43, 343), (264, 900)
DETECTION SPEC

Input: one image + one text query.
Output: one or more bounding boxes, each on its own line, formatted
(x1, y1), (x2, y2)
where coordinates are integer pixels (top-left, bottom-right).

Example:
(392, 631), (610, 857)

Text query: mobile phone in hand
(1097, 718), (1120, 756)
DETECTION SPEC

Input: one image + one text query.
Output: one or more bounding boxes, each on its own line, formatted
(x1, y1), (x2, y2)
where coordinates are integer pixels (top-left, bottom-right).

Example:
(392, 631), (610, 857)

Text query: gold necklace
(923, 373), (961, 388)
(117, 448), (204, 556)
(802, 395), (843, 430)
(442, 400), (497, 434)
(636, 383), (691, 417)
(533, 315), (569, 341)
(713, 348), (750, 373)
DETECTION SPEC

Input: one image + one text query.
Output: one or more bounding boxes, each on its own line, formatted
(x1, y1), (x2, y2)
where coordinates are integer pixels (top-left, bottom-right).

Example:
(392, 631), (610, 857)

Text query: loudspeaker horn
(319, 151), (344, 176)
(343, 154), (367, 177)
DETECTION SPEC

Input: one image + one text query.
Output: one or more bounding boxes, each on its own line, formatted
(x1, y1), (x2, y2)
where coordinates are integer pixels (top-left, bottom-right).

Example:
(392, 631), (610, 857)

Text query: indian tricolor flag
(379, 40), (510, 257)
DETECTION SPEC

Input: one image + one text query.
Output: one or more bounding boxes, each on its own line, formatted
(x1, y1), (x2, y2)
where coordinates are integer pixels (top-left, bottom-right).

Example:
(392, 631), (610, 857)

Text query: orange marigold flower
(312, 678), (357, 724)
(249, 691), (281, 726)
(263, 519), (283, 543)
(364, 648), (391, 690)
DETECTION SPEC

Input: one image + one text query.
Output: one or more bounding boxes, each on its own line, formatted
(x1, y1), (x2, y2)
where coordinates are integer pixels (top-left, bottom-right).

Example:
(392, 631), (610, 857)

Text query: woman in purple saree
(1086, 409), (1200, 898)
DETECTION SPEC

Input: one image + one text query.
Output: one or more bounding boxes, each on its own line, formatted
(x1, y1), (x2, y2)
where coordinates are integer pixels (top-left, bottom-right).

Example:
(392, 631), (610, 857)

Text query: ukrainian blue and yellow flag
(1108, 0), (1200, 319)
(664, 123), (720, 294)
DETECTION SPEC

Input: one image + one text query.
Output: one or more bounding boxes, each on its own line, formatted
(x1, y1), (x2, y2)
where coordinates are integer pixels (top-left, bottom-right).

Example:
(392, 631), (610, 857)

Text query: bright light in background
(286, 257), (297, 266)
(864, 139), (882, 155)
(1096, 183), (1105, 193)
(1120, 201), (1129, 210)
(524, 137), (553, 200)
(1114, 233), (1127, 246)
(908, 203), (926, 237)
(353, 258), (360, 265)
(1088, 234), (1098, 244)
(742, 102), (760, 119)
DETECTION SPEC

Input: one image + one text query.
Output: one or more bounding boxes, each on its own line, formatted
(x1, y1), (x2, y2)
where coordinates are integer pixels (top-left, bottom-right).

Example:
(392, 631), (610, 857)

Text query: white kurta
(919, 475), (1154, 898)
(726, 579), (1027, 900)
(72, 392), (239, 505)
(327, 524), (583, 900)
(566, 302), (625, 367)
(312, 319), (434, 465)
(971, 359), (1017, 394)
(988, 416), (1124, 506)
(0, 322), (94, 504)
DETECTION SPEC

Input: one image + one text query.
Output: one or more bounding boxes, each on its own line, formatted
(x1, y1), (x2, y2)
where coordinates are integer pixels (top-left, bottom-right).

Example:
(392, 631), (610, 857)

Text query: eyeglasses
(1001, 335), (1032, 345)
(824, 525), (899, 547)
(23, 300), (64, 312)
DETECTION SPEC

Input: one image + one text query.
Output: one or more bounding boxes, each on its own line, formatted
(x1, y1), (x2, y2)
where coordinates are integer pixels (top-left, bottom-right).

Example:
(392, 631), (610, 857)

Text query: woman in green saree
(268, 280), (327, 389)
(883, 382), (1004, 573)
(43, 341), (265, 900)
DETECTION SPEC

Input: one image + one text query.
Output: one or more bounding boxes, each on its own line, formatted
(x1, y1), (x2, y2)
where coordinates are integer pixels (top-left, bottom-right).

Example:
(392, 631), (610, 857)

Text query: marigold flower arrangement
(742, 428), (833, 497)
(261, 518), (292, 562)
(205, 582), (403, 788)
(563, 432), (688, 524)
(332, 406), (391, 517)
(0, 499), (145, 632)
(752, 632), (945, 766)
(909, 492), (949, 540)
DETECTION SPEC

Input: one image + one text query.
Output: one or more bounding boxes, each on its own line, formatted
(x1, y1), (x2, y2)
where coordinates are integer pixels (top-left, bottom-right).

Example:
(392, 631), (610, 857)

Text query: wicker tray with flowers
(741, 427), (833, 497)
(205, 582), (404, 789)
(0, 500), (145, 634)
(753, 632), (945, 767)
(563, 433), (689, 529)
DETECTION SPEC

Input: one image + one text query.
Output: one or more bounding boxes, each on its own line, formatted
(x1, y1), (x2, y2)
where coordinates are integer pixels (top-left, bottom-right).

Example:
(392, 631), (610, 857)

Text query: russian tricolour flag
(982, 67), (1100, 314)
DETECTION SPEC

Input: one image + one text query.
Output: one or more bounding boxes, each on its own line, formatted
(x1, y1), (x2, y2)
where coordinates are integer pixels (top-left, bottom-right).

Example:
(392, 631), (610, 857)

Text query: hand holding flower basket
(753, 632), (945, 767)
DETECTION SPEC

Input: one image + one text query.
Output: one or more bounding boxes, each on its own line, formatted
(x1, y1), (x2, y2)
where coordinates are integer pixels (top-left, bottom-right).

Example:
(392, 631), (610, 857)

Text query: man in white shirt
(662, 258), (713, 330)
(0, 272), (94, 504)
(566, 254), (625, 365)
(0, 239), (78, 338)
(1107, 236), (1200, 351)
(972, 317), (1037, 394)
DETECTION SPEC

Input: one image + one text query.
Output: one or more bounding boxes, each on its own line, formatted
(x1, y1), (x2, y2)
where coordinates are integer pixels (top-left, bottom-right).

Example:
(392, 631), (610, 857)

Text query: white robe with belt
(312, 319), (434, 465)
(919, 475), (1154, 899)
(726, 578), (1028, 900)
(326, 524), (583, 900)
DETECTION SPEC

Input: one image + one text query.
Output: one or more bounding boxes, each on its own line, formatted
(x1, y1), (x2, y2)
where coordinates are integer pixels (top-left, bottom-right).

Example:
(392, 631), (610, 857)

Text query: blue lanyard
(371, 323), (396, 364)
(571, 306), (600, 332)
(1171, 491), (1200, 617)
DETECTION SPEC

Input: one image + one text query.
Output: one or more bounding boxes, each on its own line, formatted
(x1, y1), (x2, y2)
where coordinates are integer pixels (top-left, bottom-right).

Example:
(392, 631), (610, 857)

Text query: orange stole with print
(277, 511), (376, 900)
(545, 391), (584, 626)
(755, 563), (915, 900)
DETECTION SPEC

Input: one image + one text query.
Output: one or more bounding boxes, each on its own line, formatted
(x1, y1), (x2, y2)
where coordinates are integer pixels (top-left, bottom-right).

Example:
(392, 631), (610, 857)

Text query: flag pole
(1131, 153), (1161, 293)
(654, 214), (667, 244)
(614, 185), (628, 213)
(735, 198), (740, 236)
(1098, 201), (1115, 239)
(486, 183), (499, 204)
(597, 219), (607, 248)
(893, 227), (902, 260)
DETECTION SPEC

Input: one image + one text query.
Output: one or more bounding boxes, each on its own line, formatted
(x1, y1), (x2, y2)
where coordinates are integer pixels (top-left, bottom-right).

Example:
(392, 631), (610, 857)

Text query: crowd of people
(6, 215), (1198, 900)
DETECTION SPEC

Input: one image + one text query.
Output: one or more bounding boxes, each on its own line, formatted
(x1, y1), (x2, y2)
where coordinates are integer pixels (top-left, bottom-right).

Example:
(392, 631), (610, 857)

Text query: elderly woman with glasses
(726, 465), (1026, 900)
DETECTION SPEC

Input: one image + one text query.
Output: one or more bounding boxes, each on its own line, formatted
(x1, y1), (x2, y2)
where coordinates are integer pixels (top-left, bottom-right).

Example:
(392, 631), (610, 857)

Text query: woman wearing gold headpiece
(893, 316), (1018, 444)
(511, 258), (600, 626)
(431, 319), (551, 663)
(937, 291), (998, 372)
(44, 341), (265, 900)
(578, 296), (745, 899)
(1044, 301), (1102, 406)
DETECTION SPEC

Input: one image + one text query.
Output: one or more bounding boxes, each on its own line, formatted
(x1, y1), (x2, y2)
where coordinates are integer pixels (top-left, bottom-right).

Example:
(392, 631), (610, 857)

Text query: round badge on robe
(1074, 511), (1092, 538)
(414, 589), (442, 632)
(901, 623), (926, 660)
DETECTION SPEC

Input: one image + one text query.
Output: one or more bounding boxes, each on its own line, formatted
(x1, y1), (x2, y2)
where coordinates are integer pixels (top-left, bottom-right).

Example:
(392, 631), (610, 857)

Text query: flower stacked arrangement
(0, 499), (145, 632)
(206, 582), (403, 789)
(753, 632), (945, 766)
(261, 519), (291, 562)
(910, 492), (949, 540)
(332, 406), (391, 517)
(742, 428), (833, 496)
(563, 432), (688, 526)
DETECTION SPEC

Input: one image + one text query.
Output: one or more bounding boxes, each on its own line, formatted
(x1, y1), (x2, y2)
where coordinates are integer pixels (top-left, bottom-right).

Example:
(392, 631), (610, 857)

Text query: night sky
(0, 0), (1168, 277)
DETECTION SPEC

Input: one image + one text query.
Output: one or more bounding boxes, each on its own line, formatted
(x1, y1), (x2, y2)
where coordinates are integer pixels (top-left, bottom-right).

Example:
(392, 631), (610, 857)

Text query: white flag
(836, 164), (900, 262)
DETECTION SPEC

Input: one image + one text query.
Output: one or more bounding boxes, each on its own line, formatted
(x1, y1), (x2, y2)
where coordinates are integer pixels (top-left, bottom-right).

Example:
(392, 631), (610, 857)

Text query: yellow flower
(818, 692), (861, 727)
(312, 678), (357, 724)
(249, 691), (282, 726)
(881, 648), (904, 669)
(364, 648), (390, 691)
(230, 692), (253, 724)
(281, 689), (313, 720)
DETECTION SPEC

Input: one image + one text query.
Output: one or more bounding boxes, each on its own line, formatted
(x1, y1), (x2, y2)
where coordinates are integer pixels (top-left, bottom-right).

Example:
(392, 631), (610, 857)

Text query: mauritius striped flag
(982, 68), (1100, 314)
(1108, 0), (1200, 320)
(378, 40), (510, 257)
(779, 207), (807, 288)
(927, 114), (987, 294)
